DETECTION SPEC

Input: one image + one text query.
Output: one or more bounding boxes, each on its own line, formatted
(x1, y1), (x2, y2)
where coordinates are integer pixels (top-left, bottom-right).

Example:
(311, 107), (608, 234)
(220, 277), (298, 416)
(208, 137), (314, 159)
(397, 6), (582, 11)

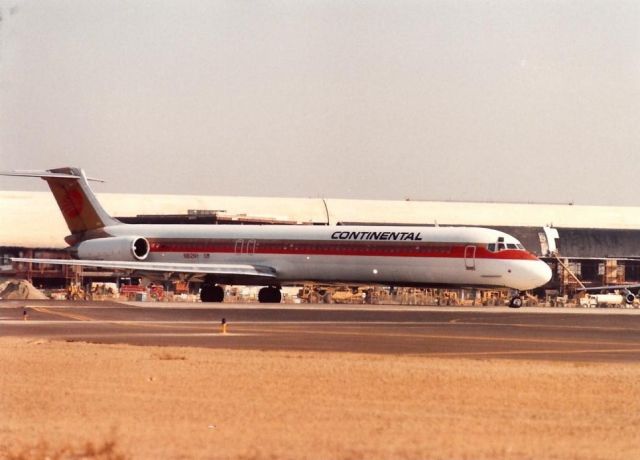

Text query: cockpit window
(489, 241), (525, 252)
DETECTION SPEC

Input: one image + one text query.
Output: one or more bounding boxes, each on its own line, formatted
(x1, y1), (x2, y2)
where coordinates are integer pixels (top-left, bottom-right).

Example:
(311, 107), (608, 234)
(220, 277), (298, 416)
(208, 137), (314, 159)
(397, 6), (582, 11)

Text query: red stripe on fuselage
(148, 239), (539, 261)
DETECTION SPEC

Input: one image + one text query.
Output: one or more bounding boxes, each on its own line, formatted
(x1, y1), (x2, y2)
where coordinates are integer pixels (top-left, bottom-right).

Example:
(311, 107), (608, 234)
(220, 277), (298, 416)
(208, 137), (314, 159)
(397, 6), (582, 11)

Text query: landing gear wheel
(200, 284), (224, 303)
(258, 287), (282, 303)
(509, 296), (523, 309)
(260, 287), (281, 303)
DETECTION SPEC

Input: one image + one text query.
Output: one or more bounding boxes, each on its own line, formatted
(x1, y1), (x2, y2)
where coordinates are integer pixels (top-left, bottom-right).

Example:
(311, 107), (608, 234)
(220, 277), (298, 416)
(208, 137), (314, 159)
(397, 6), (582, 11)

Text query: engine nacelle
(75, 237), (150, 261)
(623, 290), (636, 305)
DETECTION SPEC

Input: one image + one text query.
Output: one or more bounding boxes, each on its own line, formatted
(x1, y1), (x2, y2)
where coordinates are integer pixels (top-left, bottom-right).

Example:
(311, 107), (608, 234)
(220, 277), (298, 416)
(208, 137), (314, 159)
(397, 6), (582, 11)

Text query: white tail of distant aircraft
(1, 167), (552, 306)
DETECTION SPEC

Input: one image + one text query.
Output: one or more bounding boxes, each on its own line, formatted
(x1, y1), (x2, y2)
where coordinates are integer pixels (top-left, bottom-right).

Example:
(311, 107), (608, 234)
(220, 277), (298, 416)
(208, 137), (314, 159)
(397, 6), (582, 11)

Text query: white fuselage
(100, 224), (552, 291)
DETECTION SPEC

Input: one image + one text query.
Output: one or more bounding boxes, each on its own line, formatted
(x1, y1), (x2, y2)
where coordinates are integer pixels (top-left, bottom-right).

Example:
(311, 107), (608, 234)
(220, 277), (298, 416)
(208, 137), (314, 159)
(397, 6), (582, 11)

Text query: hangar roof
(2, 191), (640, 249)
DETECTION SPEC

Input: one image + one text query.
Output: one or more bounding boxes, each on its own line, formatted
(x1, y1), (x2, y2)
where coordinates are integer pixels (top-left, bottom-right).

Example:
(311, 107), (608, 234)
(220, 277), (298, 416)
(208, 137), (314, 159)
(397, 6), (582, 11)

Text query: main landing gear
(258, 286), (282, 303)
(200, 284), (224, 303)
(199, 279), (282, 304)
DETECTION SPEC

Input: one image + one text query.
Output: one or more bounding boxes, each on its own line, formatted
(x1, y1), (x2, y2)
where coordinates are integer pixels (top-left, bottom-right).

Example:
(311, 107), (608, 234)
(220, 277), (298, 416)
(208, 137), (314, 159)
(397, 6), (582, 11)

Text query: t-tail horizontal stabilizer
(0, 167), (120, 238)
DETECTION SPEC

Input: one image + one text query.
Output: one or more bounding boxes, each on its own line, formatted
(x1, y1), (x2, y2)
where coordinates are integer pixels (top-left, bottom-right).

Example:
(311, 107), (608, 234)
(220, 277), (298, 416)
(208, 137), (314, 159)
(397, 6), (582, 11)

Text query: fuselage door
(234, 239), (244, 255)
(246, 239), (256, 255)
(464, 245), (476, 270)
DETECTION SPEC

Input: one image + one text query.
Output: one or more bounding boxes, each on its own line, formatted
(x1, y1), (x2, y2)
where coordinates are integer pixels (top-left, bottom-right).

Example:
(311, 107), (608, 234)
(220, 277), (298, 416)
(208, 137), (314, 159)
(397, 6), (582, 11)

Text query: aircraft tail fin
(1, 167), (120, 236)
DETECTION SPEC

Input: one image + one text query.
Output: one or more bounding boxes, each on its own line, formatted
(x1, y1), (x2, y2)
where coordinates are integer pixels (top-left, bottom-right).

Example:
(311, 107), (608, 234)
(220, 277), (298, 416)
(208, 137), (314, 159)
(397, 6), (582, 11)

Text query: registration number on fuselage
(183, 253), (210, 259)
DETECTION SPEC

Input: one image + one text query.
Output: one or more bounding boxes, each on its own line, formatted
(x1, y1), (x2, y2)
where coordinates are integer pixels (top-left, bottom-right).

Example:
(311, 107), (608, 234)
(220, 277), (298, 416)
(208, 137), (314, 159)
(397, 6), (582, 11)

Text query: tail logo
(61, 187), (84, 218)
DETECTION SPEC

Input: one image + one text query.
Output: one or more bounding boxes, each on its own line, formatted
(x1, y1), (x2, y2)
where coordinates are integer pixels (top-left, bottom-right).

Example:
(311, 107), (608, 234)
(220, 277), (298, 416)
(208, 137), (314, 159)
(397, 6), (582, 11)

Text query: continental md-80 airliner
(2, 167), (552, 306)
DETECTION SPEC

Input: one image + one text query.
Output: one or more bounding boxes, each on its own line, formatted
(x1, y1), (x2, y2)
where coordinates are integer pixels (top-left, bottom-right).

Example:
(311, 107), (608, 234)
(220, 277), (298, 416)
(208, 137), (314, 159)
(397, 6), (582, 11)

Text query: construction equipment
(173, 281), (190, 295)
(89, 282), (119, 300)
(481, 290), (506, 306)
(436, 290), (459, 306)
(120, 284), (147, 301)
(66, 282), (85, 300)
(148, 284), (165, 301)
(297, 284), (368, 304)
(330, 287), (367, 304)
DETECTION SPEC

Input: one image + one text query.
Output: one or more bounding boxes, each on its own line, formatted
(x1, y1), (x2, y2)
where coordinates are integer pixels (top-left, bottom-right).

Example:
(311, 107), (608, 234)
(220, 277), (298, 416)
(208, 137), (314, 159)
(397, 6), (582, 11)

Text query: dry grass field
(1, 337), (639, 460)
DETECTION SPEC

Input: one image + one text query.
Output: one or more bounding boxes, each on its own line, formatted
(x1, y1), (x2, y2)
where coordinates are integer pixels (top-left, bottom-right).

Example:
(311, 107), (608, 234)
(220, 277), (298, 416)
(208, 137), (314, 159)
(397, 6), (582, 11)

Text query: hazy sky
(0, 0), (639, 205)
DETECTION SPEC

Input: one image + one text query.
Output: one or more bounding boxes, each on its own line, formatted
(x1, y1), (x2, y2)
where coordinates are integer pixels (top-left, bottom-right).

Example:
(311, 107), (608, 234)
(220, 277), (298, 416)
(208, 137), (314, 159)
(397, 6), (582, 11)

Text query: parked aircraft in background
(1, 168), (552, 306)
(578, 284), (640, 306)
(554, 258), (640, 305)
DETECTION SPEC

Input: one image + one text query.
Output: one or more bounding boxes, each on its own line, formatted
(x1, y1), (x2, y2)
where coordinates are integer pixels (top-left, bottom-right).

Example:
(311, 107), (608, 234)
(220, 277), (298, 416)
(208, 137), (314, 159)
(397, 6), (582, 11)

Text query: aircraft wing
(578, 284), (640, 292)
(12, 258), (277, 284)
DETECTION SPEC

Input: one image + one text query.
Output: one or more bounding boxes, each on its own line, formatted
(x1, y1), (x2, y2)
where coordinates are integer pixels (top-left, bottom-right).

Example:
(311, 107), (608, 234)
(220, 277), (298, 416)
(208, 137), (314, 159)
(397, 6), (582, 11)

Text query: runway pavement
(1, 300), (640, 362)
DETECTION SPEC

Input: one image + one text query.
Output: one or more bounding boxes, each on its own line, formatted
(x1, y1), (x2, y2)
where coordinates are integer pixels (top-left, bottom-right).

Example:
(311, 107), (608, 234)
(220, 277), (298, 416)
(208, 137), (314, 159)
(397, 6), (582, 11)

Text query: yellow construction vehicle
(66, 282), (85, 300)
(297, 284), (368, 304)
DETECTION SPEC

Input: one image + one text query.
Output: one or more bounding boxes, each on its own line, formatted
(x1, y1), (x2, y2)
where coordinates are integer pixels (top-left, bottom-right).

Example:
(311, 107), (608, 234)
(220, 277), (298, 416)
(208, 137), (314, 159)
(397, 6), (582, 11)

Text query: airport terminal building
(2, 191), (640, 297)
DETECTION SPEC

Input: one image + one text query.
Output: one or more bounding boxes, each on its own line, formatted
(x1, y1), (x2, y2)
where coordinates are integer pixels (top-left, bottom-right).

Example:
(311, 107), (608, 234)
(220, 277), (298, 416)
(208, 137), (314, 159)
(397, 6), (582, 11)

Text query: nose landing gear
(509, 294), (523, 308)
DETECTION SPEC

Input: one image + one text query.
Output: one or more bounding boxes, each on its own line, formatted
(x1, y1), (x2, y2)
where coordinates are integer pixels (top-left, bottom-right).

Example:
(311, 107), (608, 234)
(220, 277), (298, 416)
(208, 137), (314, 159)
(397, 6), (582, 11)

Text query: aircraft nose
(513, 260), (552, 291)
(532, 260), (553, 288)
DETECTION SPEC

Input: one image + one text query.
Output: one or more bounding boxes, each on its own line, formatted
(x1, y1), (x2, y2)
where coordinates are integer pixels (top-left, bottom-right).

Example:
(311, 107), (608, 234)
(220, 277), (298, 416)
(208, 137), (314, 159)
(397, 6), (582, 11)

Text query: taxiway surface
(2, 300), (640, 362)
